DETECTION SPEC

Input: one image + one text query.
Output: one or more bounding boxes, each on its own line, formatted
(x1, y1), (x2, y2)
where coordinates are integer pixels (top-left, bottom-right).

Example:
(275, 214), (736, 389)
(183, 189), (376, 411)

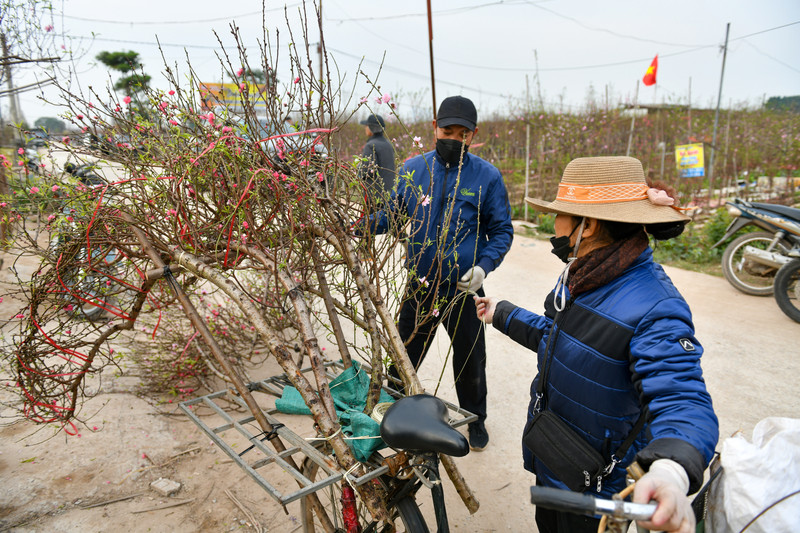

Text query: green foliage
(33, 116), (64, 133)
(765, 96), (800, 113)
(96, 50), (142, 73)
(96, 50), (150, 95)
(536, 213), (555, 234)
(652, 208), (732, 265)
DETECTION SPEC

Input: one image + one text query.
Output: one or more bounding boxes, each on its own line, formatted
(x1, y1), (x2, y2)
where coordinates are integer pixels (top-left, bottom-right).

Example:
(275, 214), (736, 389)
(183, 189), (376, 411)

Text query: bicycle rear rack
(179, 361), (476, 507)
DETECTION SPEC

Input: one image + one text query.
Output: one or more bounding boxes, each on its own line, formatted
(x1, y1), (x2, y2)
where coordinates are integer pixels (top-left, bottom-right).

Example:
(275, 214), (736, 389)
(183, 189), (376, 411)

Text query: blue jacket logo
(460, 187), (475, 197)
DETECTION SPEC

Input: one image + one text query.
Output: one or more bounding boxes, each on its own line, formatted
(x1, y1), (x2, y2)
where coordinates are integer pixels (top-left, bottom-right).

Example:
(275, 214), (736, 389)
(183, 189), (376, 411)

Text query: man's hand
(457, 266), (485, 293)
(633, 459), (695, 533)
(474, 295), (499, 324)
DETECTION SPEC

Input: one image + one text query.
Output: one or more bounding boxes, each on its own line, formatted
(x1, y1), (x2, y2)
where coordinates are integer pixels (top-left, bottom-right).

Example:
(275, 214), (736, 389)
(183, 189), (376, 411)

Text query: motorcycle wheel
(774, 259), (800, 323)
(721, 231), (792, 296)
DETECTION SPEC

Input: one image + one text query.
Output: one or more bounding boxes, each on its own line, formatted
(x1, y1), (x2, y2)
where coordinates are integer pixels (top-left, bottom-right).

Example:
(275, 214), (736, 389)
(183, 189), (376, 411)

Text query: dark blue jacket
(492, 248), (718, 497)
(372, 150), (513, 293)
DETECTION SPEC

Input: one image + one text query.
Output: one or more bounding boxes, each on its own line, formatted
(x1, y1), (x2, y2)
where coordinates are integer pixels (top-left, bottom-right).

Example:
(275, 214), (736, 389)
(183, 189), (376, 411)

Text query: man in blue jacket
(372, 95), (514, 450)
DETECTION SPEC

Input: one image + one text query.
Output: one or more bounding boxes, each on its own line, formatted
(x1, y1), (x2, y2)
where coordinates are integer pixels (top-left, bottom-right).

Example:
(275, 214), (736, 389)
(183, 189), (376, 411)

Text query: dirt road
(2, 232), (798, 532)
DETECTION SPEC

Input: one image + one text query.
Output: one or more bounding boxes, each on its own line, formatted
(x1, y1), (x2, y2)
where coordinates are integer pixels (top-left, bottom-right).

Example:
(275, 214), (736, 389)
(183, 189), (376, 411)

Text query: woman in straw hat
(475, 156), (718, 533)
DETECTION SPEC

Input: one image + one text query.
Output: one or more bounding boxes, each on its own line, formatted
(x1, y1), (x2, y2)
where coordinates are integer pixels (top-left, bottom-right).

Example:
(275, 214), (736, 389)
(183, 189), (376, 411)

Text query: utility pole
(626, 80), (640, 157)
(524, 75), (531, 222)
(426, 0), (437, 120)
(707, 23), (730, 205)
(318, 0), (323, 83)
(1, 32), (24, 126)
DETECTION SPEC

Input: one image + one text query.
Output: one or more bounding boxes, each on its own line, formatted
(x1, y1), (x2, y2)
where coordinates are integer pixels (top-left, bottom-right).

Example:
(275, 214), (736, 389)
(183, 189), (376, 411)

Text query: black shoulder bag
(522, 308), (646, 493)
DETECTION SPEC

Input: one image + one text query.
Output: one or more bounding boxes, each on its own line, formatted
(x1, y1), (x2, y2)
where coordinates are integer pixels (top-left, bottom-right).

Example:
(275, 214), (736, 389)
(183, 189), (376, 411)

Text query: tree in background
(33, 115), (65, 133)
(96, 50), (151, 96)
(765, 96), (800, 113)
(0, 0), (65, 136)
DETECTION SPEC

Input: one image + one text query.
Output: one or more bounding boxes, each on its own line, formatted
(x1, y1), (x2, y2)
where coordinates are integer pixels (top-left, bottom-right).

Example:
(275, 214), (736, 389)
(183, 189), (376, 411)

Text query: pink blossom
(299, 159), (309, 167)
(17, 148), (24, 155)
(29, 186), (40, 194)
(293, 76), (300, 84)
(169, 120), (178, 126)
(432, 308), (440, 317)
(48, 214), (56, 221)
(62, 136), (70, 144)
(359, 97), (368, 104)
(123, 96), (131, 104)
(381, 93), (391, 104)
(240, 83), (246, 91)
(51, 185), (59, 192)
(15, 314), (24, 319)
(168, 90), (175, 95)
(419, 277), (429, 287)
(236, 68), (244, 77)
(222, 126), (232, 133)
(76, 114), (83, 120)
(317, 171), (324, 182)
(421, 195), (431, 206)
(44, 24), (54, 32)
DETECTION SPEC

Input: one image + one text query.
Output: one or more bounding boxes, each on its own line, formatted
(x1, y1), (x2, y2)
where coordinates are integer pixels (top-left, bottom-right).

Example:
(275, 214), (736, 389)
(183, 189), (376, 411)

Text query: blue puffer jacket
(492, 248), (718, 497)
(372, 150), (513, 293)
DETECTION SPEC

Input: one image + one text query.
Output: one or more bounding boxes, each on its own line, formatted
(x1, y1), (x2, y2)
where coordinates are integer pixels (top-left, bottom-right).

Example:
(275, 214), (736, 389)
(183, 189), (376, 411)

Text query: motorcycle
(49, 162), (116, 321)
(773, 251), (800, 323)
(712, 198), (800, 296)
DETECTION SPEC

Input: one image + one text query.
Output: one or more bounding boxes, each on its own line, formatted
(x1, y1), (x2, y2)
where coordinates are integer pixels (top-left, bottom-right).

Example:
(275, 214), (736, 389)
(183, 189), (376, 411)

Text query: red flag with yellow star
(643, 55), (658, 86)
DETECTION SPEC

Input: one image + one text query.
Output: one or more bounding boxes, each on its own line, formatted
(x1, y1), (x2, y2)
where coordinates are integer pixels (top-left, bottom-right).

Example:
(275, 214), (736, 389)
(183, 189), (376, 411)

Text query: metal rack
(179, 362), (476, 506)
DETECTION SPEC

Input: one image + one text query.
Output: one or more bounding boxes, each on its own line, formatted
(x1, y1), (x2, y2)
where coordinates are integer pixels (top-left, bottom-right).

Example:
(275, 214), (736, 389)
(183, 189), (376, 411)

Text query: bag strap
(534, 309), (563, 411)
(535, 302), (648, 476)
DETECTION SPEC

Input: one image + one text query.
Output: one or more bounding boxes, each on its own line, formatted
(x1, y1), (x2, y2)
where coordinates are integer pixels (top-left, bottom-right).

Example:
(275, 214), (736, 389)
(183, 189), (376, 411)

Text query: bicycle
(179, 365), (476, 533)
(301, 393), (470, 533)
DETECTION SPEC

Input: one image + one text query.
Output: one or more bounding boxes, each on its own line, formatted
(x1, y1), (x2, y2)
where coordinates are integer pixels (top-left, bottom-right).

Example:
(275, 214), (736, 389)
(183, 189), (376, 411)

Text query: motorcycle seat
(750, 202), (800, 222)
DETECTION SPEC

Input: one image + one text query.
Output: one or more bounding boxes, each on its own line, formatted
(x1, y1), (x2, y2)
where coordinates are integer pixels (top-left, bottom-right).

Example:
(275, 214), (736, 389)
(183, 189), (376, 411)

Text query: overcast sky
(11, 0), (800, 125)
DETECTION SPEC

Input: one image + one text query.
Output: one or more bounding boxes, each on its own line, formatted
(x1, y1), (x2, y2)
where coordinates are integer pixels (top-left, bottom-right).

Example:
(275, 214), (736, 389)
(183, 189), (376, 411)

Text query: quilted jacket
(492, 248), (718, 497)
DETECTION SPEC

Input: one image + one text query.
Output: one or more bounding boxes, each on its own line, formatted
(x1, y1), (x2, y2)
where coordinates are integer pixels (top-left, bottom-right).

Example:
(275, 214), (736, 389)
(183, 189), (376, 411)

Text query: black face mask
(549, 236), (573, 263)
(436, 138), (468, 166)
(549, 219), (583, 263)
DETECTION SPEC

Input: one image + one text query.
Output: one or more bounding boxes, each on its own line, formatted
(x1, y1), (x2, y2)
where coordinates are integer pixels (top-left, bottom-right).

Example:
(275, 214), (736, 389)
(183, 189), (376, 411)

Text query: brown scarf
(568, 231), (649, 297)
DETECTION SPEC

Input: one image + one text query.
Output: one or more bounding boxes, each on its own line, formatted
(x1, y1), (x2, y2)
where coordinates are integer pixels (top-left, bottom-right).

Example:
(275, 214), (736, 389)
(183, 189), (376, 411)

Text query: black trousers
(394, 286), (487, 424)
(534, 480), (601, 533)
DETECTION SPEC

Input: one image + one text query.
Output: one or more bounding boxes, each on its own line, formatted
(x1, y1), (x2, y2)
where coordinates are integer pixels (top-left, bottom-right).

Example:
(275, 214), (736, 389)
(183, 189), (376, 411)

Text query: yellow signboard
(674, 143), (705, 178)
(198, 82), (267, 112)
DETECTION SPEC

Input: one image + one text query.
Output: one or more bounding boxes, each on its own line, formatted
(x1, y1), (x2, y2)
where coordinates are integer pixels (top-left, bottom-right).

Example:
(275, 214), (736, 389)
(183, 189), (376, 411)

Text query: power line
(326, 0), (529, 22)
(326, 46), (509, 99)
(58, 3), (303, 25)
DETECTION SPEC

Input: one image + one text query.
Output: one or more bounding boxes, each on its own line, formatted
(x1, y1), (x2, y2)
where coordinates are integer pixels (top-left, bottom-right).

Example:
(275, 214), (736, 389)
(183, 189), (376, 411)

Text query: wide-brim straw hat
(525, 156), (690, 224)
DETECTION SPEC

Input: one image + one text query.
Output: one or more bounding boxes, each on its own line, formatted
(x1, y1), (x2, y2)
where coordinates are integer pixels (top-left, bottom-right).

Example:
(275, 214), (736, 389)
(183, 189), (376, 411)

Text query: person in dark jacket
(358, 113), (396, 209)
(475, 156), (718, 533)
(372, 95), (514, 451)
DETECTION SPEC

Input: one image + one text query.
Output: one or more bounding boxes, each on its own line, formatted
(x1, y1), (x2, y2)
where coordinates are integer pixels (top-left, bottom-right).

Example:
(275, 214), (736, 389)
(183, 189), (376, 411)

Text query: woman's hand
(473, 295), (499, 324)
(633, 460), (695, 533)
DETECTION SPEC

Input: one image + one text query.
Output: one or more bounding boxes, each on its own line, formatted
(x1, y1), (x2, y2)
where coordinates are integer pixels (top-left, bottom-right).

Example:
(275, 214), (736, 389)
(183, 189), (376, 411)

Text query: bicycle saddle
(380, 394), (469, 457)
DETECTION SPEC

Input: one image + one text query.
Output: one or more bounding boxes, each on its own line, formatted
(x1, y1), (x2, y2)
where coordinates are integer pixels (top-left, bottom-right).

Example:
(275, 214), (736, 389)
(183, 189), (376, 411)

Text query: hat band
(556, 182), (649, 204)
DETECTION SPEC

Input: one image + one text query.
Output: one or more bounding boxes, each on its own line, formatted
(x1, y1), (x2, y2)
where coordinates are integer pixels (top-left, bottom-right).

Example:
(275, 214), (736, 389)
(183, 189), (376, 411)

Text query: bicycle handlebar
(530, 486), (657, 521)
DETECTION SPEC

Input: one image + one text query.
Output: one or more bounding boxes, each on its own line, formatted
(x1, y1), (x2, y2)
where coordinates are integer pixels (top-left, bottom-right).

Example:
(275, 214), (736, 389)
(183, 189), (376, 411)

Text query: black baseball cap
(436, 96), (477, 131)
(360, 113), (386, 133)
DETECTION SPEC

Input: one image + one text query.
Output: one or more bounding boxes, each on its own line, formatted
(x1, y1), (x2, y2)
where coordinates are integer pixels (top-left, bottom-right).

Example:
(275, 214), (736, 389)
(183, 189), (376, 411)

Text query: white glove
(457, 266), (485, 293)
(633, 459), (695, 533)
